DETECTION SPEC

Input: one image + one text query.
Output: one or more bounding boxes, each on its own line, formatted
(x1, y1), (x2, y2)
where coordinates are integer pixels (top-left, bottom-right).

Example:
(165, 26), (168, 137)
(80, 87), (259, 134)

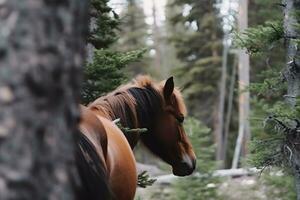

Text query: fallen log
(154, 168), (259, 184)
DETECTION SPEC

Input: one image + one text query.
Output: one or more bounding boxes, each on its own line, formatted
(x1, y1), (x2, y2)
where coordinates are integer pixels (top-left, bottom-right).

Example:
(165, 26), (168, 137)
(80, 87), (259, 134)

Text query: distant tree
(168, 0), (223, 120)
(81, 0), (145, 104)
(82, 49), (144, 104)
(167, 0), (226, 162)
(150, 0), (163, 77)
(248, 0), (285, 83)
(171, 118), (219, 200)
(117, 0), (150, 76)
(87, 0), (119, 49)
(119, 0), (148, 51)
(231, 0), (250, 169)
(237, 0), (300, 198)
(238, 0), (285, 168)
(0, 0), (88, 199)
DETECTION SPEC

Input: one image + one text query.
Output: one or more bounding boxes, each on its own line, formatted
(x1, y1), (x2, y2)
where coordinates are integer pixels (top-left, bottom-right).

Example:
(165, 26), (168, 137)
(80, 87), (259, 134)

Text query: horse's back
(79, 105), (108, 162)
(100, 117), (137, 200)
(78, 105), (137, 200)
(76, 105), (111, 199)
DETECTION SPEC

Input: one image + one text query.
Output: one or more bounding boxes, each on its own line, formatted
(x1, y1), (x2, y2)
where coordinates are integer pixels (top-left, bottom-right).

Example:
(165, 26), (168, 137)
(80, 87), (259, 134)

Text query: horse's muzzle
(172, 158), (196, 176)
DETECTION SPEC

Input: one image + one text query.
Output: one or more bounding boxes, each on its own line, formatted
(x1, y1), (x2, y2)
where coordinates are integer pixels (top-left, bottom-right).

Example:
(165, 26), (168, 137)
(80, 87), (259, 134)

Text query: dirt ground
(135, 175), (289, 200)
(218, 176), (268, 200)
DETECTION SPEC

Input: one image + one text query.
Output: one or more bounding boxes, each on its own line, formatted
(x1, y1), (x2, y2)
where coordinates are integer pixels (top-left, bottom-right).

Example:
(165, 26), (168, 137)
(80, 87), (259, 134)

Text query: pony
(76, 76), (196, 200)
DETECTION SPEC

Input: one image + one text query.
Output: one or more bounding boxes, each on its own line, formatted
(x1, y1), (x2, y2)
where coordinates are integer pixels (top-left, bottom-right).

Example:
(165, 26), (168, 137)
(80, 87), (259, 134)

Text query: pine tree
(168, 0), (223, 123)
(167, 0), (232, 164)
(248, 0), (285, 82)
(81, 49), (144, 104)
(81, 0), (145, 104)
(88, 0), (119, 49)
(282, 1), (300, 197)
(237, 0), (300, 198)
(117, 0), (150, 76)
(239, 0), (287, 168)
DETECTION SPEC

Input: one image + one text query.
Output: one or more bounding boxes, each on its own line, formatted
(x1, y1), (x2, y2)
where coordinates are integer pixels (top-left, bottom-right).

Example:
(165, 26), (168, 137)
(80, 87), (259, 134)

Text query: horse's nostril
(181, 161), (193, 171)
(183, 158), (196, 172)
(192, 159), (196, 170)
(182, 154), (194, 168)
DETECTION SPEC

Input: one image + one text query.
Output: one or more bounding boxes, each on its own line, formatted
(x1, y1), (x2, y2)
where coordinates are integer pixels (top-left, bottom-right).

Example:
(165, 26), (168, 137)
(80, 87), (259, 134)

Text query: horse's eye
(177, 116), (184, 124)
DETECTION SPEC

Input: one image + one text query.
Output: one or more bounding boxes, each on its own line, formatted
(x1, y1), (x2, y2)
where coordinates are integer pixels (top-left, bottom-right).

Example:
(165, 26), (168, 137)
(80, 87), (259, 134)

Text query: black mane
(127, 86), (163, 131)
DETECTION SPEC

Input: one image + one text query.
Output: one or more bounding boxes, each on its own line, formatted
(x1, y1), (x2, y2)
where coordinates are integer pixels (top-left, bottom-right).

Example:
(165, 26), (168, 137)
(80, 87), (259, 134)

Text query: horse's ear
(163, 76), (174, 99)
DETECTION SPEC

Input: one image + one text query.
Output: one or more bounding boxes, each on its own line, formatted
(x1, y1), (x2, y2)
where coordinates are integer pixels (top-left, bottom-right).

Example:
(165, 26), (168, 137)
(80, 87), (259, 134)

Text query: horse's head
(140, 77), (196, 176)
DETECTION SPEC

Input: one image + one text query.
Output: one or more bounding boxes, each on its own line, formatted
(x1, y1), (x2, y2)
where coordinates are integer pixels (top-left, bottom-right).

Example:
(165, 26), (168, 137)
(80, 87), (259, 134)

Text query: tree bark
(283, 0), (300, 199)
(232, 0), (250, 169)
(0, 0), (88, 199)
(152, 0), (162, 75)
(223, 58), (237, 168)
(216, 35), (228, 168)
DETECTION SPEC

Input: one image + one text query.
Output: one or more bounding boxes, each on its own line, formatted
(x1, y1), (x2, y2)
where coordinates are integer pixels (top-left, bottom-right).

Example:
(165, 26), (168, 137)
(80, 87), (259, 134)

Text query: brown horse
(76, 76), (196, 199)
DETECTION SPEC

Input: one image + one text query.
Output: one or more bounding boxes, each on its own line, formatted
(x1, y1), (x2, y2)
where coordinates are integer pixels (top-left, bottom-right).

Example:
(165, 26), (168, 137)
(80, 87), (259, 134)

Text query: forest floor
(218, 176), (268, 200)
(136, 174), (290, 200)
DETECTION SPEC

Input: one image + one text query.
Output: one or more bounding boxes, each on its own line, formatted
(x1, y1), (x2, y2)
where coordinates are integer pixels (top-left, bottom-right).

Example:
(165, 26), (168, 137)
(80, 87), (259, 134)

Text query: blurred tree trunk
(232, 0), (250, 169)
(216, 35), (229, 168)
(152, 0), (162, 75)
(283, 0), (300, 198)
(0, 0), (88, 199)
(223, 59), (237, 168)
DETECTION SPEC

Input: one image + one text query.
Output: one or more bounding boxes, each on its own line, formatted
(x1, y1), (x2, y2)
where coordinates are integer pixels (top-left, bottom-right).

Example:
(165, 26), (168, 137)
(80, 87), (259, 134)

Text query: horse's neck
(89, 86), (161, 149)
(89, 106), (112, 121)
(89, 103), (140, 149)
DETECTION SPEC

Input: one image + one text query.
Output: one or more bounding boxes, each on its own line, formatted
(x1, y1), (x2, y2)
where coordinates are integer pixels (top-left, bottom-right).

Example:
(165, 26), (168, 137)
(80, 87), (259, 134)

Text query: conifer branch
(114, 118), (148, 134)
(274, 3), (286, 8)
(137, 171), (157, 188)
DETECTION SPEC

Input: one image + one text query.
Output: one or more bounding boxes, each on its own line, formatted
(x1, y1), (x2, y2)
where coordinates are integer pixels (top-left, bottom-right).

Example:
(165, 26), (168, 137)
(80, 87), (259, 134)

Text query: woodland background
(0, 0), (299, 199)
(89, 0), (299, 199)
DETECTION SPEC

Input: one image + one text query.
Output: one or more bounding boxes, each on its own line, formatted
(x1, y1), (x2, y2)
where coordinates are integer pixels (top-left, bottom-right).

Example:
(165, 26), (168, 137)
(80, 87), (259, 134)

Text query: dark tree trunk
(283, 0), (300, 199)
(0, 0), (88, 199)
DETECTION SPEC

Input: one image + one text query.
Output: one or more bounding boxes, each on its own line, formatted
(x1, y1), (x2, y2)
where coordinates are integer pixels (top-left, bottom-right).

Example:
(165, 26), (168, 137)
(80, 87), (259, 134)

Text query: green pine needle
(137, 171), (157, 188)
